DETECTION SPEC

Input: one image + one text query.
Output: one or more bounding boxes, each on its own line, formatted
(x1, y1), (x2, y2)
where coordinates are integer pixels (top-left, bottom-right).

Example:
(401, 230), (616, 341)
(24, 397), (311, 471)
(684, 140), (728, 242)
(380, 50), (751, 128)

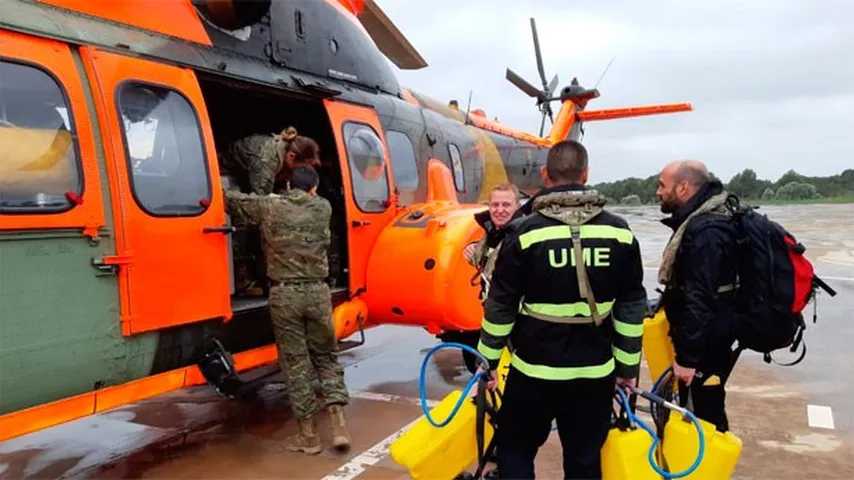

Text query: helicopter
(0, 0), (689, 440)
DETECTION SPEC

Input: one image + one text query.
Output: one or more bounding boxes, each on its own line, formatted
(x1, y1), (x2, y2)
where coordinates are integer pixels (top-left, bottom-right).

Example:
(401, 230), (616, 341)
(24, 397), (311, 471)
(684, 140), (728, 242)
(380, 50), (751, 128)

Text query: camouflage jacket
(221, 134), (281, 195)
(225, 189), (331, 282)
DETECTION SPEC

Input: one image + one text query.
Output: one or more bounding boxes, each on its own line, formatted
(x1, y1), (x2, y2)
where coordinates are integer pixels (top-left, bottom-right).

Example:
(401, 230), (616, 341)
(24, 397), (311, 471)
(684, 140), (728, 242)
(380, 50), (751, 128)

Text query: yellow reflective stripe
(580, 225), (634, 245)
(478, 340), (503, 361)
(518, 224), (634, 250)
(612, 346), (641, 366)
(481, 318), (514, 337)
(523, 300), (614, 317)
(613, 318), (644, 338)
(519, 225), (570, 250)
(511, 354), (615, 380)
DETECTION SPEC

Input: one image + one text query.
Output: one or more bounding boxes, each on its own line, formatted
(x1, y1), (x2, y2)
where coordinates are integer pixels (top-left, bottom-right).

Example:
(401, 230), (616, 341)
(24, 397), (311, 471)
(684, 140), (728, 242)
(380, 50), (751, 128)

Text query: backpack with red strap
(726, 195), (836, 365)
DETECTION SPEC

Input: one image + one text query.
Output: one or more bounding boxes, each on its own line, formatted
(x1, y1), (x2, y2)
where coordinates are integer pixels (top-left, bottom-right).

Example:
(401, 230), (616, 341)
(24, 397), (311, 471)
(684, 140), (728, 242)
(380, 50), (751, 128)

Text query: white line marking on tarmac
(321, 417), (420, 480)
(350, 390), (438, 408)
(807, 404), (835, 429)
(322, 391), (439, 480)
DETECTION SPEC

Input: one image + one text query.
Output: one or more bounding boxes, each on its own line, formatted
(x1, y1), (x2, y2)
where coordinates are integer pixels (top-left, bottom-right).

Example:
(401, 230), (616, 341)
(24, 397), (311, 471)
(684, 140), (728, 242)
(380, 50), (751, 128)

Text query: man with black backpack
(657, 160), (836, 434)
(656, 160), (738, 432)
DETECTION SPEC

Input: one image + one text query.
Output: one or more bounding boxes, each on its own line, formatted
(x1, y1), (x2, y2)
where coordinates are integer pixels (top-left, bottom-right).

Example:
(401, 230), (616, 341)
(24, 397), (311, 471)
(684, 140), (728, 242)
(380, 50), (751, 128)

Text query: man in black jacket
(464, 183), (523, 298)
(656, 160), (738, 432)
(455, 184), (523, 373)
(479, 141), (647, 479)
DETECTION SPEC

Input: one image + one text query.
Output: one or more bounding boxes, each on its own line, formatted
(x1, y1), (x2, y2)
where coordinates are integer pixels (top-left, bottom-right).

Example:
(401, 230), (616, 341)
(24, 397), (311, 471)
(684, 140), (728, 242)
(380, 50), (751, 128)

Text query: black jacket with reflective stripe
(480, 184), (647, 378)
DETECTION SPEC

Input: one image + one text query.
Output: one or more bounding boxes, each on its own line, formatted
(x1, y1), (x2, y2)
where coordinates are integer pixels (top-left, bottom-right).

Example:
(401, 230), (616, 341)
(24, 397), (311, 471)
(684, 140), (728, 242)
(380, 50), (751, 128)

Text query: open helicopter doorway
(197, 75), (349, 313)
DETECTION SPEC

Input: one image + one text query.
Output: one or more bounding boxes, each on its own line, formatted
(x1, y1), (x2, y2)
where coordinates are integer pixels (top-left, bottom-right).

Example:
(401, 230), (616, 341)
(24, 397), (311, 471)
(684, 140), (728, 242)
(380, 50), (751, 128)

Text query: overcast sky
(380, 0), (853, 184)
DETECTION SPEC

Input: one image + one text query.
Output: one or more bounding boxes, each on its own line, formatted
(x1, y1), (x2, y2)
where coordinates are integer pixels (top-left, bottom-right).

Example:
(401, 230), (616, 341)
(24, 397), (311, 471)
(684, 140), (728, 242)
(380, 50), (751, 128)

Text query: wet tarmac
(1, 204), (852, 479)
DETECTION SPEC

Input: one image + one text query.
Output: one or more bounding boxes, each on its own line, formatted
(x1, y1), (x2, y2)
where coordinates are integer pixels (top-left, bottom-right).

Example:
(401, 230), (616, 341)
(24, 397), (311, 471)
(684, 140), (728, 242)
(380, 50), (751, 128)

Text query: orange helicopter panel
(0, 30), (105, 235)
(80, 47), (231, 335)
(39, 0), (212, 46)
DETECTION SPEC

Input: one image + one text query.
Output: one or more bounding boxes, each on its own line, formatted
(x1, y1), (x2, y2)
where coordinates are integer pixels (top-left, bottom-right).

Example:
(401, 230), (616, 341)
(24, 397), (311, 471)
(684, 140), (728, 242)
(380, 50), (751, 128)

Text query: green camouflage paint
(0, 230), (158, 414)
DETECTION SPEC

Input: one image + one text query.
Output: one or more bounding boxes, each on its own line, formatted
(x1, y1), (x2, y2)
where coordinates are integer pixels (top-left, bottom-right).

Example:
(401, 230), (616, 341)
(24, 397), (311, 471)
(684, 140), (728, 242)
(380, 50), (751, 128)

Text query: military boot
(286, 416), (323, 455)
(328, 404), (351, 451)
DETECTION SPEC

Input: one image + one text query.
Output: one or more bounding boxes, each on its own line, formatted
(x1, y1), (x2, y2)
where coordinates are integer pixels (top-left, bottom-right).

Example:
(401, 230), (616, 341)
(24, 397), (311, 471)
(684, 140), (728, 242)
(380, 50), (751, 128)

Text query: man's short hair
(546, 140), (588, 183)
(290, 166), (319, 192)
(490, 183), (520, 203)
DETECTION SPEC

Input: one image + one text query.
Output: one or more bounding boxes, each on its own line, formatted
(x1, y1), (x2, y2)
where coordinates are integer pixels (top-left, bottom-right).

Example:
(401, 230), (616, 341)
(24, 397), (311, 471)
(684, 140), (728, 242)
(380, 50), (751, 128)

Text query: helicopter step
(231, 295), (268, 314)
(336, 319), (367, 352)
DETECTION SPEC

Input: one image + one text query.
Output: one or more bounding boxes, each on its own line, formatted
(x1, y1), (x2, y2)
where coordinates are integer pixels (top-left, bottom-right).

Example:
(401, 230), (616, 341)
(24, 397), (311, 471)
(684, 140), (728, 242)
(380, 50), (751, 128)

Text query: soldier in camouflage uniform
(221, 127), (322, 195)
(225, 166), (350, 455)
(221, 127), (289, 194)
(222, 129), (322, 295)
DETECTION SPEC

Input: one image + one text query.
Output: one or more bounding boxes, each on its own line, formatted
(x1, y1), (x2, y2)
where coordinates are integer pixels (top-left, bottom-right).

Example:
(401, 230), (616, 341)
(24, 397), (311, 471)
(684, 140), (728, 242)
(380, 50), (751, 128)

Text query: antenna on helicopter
(594, 56), (616, 90)
(464, 90), (473, 125)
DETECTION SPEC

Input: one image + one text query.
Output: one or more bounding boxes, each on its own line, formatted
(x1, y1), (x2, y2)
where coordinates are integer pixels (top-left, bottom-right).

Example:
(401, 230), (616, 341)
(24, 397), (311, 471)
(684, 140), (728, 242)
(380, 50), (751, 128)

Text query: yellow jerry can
(662, 414), (743, 479)
(390, 389), (490, 480)
(601, 426), (660, 480)
(643, 309), (676, 383)
(389, 349), (511, 480)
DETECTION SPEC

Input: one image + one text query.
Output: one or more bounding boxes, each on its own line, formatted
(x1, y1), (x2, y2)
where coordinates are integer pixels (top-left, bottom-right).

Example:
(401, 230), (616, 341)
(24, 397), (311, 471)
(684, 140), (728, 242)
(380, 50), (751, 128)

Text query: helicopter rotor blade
(539, 110), (547, 137)
(547, 74), (559, 96)
(530, 18), (548, 91)
(506, 68), (544, 100)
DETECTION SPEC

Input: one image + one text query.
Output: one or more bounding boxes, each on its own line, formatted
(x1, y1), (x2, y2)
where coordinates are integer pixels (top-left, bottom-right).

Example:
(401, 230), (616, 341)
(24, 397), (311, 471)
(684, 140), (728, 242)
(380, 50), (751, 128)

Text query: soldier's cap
(291, 166), (319, 192)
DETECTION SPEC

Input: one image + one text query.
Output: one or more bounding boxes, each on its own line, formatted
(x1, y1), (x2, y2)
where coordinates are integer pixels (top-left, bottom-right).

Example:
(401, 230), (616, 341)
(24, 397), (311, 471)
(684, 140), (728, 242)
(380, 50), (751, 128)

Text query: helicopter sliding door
(324, 100), (398, 298)
(81, 48), (231, 335)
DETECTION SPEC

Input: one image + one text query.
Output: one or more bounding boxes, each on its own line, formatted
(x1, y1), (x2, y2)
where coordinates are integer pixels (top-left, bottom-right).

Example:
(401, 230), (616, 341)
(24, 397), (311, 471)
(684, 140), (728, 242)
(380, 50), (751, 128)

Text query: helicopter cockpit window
(344, 123), (389, 212)
(448, 143), (465, 192)
(118, 83), (211, 217)
(386, 130), (419, 199)
(0, 60), (81, 213)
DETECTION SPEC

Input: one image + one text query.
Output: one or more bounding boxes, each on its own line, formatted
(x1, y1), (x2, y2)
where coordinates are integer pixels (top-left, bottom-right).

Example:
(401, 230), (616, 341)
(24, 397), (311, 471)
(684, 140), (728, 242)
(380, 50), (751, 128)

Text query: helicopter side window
(448, 143), (465, 192)
(343, 122), (389, 212)
(117, 83), (211, 217)
(386, 130), (418, 205)
(0, 60), (82, 213)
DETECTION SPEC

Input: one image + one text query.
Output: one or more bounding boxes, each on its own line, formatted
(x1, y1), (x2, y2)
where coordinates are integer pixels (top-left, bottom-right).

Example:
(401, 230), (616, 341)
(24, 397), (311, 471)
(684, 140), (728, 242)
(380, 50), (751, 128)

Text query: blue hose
(616, 388), (705, 479)
(418, 342), (490, 427)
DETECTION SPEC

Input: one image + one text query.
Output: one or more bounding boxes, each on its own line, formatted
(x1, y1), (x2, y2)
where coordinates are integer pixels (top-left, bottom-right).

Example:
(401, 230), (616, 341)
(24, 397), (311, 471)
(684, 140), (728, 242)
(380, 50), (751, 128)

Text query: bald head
(657, 160), (711, 213)
(668, 160), (710, 186)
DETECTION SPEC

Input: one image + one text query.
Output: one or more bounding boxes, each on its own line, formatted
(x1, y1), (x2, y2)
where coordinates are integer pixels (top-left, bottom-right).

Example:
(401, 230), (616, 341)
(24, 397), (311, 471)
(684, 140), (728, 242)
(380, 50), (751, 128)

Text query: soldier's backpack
(726, 195), (836, 365)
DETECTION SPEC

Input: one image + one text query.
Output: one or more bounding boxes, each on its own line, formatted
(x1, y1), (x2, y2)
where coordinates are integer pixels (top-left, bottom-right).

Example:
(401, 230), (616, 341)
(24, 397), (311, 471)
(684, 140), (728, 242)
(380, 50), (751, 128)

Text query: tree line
(592, 168), (854, 205)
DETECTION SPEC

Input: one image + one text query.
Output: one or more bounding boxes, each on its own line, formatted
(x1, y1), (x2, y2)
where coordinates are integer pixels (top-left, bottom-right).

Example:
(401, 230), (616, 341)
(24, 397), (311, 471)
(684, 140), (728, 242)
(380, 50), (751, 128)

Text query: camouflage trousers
(270, 281), (348, 419)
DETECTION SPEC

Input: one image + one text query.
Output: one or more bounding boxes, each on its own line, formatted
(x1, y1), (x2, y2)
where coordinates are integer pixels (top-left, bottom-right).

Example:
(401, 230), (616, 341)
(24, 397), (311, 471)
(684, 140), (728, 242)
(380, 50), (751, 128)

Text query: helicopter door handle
(204, 225), (236, 234)
(92, 258), (119, 276)
(351, 220), (372, 228)
(92, 255), (132, 277)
